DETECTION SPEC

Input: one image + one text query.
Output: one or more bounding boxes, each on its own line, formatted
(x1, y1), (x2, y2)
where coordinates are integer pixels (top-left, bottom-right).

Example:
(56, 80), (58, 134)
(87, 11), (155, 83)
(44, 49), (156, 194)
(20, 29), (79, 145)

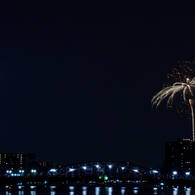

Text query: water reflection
(121, 187), (125, 195)
(3, 185), (194, 195)
(50, 186), (56, 195)
(50, 191), (56, 195)
(18, 191), (24, 195)
(185, 188), (191, 195)
(173, 187), (178, 195)
(69, 186), (75, 195)
(30, 191), (36, 195)
(153, 187), (158, 195)
(95, 187), (100, 195)
(50, 186), (56, 190)
(105, 187), (113, 195)
(82, 186), (87, 195)
(108, 187), (113, 195)
(134, 187), (138, 194)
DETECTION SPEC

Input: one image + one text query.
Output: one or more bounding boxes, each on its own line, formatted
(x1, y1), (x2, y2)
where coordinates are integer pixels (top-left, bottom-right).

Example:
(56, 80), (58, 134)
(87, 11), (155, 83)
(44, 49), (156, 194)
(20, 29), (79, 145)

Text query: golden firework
(164, 60), (195, 119)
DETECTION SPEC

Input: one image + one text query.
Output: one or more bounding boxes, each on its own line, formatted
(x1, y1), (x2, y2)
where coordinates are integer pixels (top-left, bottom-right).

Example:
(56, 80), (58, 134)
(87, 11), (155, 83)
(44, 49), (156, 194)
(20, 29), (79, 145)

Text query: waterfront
(0, 186), (193, 195)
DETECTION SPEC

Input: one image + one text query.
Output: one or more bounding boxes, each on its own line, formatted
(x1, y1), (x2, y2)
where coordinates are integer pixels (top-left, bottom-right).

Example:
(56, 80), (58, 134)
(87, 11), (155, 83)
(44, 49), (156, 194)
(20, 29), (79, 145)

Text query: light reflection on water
(173, 187), (178, 195)
(69, 186), (74, 195)
(95, 187), (100, 195)
(121, 187), (125, 195)
(1, 185), (193, 195)
(133, 186), (138, 194)
(108, 187), (112, 195)
(50, 191), (55, 195)
(82, 186), (87, 195)
(30, 191), (36, 195)
(185, 188), (191, 195)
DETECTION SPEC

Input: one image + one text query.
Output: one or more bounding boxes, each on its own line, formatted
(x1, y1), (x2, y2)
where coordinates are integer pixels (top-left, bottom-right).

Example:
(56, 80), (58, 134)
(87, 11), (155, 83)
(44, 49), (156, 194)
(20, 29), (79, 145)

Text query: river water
(0, 186), (193, 195)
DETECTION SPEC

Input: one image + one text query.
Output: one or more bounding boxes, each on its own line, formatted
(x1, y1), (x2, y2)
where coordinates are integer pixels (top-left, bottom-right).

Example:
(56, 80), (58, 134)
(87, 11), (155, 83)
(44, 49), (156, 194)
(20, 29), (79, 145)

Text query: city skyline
(0, 1), (195, 169)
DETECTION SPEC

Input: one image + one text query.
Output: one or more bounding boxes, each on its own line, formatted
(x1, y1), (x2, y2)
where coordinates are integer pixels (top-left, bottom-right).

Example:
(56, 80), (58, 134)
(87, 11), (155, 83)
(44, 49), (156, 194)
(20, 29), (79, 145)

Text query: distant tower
(164, 139), (195, 176)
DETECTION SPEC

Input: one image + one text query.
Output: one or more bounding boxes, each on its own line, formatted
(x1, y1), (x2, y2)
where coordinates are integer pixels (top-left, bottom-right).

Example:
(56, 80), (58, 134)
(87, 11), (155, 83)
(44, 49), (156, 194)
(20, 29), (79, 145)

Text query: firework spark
(152, 77), (195, 141)
(164, 60), (195, 118)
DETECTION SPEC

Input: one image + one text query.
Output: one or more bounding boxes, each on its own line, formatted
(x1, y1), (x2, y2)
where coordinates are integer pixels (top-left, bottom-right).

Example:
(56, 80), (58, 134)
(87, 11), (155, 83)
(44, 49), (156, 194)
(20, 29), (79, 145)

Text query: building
(164, 139), (195, 176)
(0, 153), (35, 170)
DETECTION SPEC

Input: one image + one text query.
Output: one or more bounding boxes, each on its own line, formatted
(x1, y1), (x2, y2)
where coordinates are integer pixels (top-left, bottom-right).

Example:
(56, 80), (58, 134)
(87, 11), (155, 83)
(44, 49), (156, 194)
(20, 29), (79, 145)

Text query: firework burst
(164, 60), (195, 118)
(152, 77), (195, 141)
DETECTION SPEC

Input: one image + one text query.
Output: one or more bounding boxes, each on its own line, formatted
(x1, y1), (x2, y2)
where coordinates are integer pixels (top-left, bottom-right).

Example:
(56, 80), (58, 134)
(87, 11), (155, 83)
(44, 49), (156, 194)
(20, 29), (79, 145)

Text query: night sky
(0, 1), (195, 169)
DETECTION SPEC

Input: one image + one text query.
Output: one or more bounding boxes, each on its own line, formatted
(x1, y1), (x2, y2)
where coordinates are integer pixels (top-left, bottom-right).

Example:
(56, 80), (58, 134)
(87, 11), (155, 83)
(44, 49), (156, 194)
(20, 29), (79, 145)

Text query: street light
(69, 168), (76, 172)
(185, 172), (190, 176)
(50, 169), (57, 172)
(31, 169), (36, 173)
(82, 166), (87, 176)
(6, 170), (12, 174)
(151, 170), (158, 178)
(172, 171), (177, 179)
(108, 165), (112, 176)
(133, 169), (139, 173)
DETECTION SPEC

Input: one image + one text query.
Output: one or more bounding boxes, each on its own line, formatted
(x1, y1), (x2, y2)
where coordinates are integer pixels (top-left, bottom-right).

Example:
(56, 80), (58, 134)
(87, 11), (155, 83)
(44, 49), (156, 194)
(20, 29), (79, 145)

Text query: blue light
(172, 171), (177, 175)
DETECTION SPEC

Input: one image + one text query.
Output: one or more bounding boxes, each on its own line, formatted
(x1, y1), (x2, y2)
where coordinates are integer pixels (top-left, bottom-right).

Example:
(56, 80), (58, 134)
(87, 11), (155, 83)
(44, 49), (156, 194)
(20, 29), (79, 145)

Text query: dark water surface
(0, 186), (193, 195)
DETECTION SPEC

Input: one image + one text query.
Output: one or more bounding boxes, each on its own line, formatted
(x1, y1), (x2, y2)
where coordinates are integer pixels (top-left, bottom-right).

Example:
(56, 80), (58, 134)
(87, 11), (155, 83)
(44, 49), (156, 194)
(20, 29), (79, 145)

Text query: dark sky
(0, 1), (195, 168)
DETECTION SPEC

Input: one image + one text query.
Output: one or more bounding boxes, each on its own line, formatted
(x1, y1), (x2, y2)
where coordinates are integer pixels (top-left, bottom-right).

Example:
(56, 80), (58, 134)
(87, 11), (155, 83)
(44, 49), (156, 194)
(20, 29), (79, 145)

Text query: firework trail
(152, 77), (195, 141)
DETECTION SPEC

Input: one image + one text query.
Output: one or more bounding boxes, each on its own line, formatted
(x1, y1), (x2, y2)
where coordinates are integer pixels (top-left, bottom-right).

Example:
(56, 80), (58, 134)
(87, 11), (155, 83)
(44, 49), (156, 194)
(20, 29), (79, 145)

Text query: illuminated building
(0, 153), (35, 169)
(164, 139), (195, 176)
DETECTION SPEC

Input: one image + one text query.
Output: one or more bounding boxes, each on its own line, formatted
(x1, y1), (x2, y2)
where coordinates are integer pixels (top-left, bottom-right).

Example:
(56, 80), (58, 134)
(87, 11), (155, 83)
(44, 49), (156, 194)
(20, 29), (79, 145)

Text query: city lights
(49, 169), (57, 172)
(172, 171), (177, 175)
(185, 172), (190, 175)
(152, 170), (158, 174)
(68, 168), (76, 172)
(133, 169), (139, 173)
